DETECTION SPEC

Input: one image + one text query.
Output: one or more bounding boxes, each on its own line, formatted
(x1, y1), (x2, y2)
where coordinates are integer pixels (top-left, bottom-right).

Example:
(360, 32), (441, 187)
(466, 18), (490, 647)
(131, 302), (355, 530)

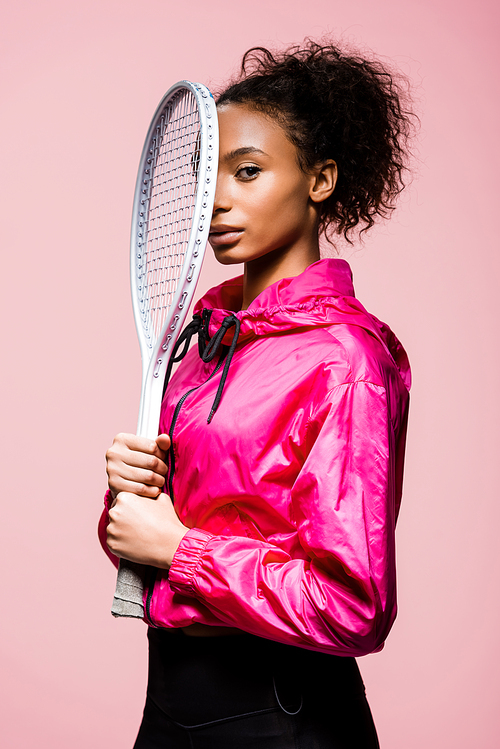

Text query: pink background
(1, 1), (499, 746)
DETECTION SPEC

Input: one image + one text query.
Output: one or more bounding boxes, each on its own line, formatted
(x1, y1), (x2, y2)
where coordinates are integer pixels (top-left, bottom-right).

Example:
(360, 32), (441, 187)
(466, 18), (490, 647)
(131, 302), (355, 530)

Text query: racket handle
(111, 559), (145, 618)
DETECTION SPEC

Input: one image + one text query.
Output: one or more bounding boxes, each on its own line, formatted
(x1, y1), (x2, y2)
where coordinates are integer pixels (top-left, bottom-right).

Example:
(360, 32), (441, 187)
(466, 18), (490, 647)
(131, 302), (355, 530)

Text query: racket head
(130, 81), (218, 437)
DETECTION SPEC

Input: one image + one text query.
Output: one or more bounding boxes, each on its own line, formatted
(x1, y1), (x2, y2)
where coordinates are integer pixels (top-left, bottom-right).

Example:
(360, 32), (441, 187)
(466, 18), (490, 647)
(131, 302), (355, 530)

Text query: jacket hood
(194, 258), (410, 391)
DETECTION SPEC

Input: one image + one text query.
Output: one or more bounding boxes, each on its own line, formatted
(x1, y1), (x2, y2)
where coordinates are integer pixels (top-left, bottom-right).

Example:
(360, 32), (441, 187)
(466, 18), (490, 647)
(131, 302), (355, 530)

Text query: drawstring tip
(205, 314), (241, 425)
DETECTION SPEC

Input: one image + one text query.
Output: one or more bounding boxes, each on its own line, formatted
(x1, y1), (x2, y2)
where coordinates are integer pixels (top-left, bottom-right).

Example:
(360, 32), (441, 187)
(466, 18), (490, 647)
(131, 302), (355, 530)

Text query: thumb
(156, 433), (171, 452)
(155, 491), (178, 518)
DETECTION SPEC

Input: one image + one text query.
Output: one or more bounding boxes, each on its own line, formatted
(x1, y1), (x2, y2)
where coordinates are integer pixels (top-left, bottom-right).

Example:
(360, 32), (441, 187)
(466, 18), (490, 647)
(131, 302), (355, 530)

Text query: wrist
(162, 526), (189, 568)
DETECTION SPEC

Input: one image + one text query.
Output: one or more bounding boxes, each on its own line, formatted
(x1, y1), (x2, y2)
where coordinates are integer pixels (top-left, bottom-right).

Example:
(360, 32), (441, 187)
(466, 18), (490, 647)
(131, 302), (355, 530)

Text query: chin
(211, 247), (247, 265)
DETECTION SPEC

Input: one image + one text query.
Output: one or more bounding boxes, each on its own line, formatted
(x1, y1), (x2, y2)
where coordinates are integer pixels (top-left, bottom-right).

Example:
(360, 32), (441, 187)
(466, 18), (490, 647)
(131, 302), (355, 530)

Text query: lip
(208, 225), (244, 247)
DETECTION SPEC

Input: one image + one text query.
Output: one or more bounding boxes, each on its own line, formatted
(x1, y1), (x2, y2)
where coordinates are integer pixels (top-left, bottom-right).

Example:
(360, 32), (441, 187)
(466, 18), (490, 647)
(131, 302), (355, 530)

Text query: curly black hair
(216, 41), (415, 243)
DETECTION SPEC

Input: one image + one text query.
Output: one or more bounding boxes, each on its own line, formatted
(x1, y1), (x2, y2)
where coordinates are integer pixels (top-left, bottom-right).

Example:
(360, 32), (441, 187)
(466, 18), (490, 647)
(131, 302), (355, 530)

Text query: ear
(309, 160), (337, 204)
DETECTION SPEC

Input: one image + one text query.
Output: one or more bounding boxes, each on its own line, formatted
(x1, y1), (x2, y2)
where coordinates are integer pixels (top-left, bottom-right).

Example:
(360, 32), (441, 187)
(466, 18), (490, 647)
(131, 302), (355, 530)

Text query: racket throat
(143, 353), (226, 625)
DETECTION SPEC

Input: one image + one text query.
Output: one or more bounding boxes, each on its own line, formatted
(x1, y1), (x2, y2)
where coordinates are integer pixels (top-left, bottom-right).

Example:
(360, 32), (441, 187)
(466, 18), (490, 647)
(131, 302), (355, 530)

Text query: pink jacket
(99, 259), (410, 656)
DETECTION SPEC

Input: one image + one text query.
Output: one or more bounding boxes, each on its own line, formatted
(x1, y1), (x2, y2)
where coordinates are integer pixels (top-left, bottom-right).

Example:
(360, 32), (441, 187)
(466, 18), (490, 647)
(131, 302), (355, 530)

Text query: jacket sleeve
(98, 491), (120, 569)
(167, 380), (400, 656)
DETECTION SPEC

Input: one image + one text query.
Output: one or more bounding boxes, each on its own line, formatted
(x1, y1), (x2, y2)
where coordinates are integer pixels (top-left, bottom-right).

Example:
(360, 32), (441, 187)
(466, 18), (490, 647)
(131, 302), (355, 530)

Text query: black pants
(134, 628), (380, 749)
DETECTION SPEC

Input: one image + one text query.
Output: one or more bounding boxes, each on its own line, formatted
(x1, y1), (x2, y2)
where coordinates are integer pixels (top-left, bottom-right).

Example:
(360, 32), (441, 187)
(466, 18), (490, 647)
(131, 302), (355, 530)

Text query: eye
(235, 165), (261, 180)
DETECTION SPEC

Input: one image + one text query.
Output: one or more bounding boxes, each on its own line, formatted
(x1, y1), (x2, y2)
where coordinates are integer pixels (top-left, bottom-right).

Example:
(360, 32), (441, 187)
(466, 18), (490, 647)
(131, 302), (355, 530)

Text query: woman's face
(209, 104), (330, 266)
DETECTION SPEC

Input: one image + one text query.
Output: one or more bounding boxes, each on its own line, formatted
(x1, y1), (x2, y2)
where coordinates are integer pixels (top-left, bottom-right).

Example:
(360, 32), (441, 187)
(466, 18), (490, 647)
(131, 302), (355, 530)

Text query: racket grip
(111, 559), (146, 618)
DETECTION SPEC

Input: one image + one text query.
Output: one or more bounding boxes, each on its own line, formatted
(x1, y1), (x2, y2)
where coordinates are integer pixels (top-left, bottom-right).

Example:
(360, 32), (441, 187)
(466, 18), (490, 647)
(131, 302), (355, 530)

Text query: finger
(111, 461), (166, 485)
(107, 443), (168, 476)
(112, 463), (166, 489)
(121, 451), (168, 477)
(116, 432), (165, 458)
(107, 476), (164, 499)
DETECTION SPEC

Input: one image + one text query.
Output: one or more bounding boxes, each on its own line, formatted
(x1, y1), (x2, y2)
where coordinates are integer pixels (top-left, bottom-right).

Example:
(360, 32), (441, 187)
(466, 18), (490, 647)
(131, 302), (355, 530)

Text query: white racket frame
(132, 80), (218, 439)
(111, 81), (218, 619)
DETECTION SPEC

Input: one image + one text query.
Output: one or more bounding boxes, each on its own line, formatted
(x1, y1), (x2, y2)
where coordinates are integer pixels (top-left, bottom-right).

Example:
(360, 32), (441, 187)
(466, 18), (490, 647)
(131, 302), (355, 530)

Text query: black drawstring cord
(162, 315), (202, 399)
(205, 315), (241, 423)
(162, 312), (241, 423)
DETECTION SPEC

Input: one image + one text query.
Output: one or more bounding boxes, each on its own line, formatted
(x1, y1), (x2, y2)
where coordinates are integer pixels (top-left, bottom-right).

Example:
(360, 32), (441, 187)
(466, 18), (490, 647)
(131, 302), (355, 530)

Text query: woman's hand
(106, 432), (171, 499)
(106, 490), (189, 568)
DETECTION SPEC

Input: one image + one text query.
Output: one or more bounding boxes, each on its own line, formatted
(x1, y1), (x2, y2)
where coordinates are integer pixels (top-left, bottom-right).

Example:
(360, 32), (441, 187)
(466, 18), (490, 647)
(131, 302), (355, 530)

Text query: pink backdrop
(1, 1), (499, 746)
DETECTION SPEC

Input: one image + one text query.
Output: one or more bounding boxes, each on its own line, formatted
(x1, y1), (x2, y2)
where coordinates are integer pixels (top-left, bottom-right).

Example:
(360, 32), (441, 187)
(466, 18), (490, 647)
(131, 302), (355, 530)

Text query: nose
(211, 167), (231, 216)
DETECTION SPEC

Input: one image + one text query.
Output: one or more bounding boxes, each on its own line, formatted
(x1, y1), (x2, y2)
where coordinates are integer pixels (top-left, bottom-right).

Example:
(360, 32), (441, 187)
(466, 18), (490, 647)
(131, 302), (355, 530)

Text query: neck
(241, 241), (320, 310)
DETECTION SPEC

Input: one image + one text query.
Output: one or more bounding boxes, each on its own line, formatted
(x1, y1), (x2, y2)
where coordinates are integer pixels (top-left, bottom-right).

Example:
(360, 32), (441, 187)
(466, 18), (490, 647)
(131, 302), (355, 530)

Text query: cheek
(247, 179), (310, 228)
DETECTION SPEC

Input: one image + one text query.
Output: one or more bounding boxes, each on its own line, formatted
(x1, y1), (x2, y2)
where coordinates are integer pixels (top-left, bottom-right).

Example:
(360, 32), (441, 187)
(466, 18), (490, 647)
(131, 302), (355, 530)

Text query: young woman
(100, 41), (413, 748)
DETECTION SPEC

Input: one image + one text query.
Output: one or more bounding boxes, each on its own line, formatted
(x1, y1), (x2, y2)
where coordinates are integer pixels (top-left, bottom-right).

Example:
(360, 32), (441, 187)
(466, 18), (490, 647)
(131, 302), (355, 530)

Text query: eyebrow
(222, 147), (268, 162)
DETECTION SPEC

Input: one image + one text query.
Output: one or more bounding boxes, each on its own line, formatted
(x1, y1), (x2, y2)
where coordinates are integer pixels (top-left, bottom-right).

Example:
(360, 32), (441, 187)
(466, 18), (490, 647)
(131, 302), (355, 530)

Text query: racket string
(136, 89), (202, 343)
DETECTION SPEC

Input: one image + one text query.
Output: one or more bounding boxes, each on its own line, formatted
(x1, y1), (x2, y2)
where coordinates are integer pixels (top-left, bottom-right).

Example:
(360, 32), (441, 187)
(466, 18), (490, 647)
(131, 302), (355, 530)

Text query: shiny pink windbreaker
(99, 258), (410, 656)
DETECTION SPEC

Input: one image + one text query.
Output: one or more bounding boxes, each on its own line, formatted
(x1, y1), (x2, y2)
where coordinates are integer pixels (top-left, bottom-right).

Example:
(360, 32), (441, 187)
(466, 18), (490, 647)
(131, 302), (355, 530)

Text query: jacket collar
(193, 258), (410, 391)
(194, 258), (371, 344)
(194, 259), (355, 320)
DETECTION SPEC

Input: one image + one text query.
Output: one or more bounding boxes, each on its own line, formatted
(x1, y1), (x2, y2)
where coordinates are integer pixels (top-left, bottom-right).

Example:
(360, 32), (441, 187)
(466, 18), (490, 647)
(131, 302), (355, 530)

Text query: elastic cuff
(168, 528), (214, 594)
(104, 489), (115, 513)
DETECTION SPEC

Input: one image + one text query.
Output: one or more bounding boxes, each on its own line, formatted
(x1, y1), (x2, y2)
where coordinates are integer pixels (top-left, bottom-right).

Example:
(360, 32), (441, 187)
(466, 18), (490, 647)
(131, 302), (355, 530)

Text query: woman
(100, 41), (413, 748)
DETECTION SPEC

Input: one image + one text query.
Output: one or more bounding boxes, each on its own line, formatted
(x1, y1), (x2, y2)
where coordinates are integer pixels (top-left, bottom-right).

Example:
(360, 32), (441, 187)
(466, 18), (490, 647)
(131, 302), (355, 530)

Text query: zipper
(167, 351), (226, 498)
(145, 351), (227, 624)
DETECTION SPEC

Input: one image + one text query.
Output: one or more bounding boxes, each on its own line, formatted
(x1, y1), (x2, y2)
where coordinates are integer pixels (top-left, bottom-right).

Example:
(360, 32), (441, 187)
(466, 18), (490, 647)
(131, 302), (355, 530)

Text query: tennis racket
(111, 81), (219, 618)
